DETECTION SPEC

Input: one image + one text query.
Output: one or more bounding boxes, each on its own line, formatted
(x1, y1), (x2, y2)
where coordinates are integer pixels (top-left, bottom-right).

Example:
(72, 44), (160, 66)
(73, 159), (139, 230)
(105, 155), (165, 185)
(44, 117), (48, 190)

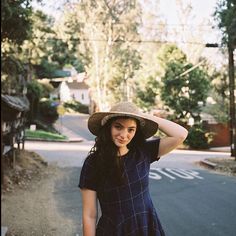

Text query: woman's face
(111, 118), (137, 151)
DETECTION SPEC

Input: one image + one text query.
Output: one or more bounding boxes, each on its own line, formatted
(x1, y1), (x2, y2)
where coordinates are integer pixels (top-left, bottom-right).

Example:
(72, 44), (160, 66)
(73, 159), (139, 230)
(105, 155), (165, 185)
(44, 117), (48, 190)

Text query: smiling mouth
(117, 139), (126, 144)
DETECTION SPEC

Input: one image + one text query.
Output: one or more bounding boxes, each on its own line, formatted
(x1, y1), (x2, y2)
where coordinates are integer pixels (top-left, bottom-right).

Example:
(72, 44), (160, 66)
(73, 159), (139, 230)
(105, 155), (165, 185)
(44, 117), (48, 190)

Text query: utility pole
(228, 43), (236, 158)
(206, 43), (235, 158)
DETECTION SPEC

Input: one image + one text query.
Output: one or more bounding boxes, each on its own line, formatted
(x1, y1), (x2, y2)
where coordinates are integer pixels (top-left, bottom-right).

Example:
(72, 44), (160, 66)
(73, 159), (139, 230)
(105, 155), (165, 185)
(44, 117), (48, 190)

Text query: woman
(79, 101), (188, 236)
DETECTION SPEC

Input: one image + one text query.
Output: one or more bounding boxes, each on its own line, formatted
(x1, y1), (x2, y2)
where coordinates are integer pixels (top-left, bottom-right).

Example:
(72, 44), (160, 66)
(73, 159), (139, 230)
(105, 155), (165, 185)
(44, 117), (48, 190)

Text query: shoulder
(83, 153), (97, 165)
(138, 138), (160, 163)
(143, 138), (160, 150)
(81, 153), (97, 172)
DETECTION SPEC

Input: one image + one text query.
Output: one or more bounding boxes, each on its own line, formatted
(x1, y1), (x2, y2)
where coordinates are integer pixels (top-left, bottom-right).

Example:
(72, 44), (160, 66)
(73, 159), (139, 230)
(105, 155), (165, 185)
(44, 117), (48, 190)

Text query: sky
(33, 0), (219, 23)
(32, 0), (224, 65)
(139, 0), (220, 42)
(160, 0), (218, 23)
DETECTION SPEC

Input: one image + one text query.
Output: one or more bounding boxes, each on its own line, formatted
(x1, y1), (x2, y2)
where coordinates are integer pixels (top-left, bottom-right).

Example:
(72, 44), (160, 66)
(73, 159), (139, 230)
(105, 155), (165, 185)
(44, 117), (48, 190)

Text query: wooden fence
(1, 95), (29, 185)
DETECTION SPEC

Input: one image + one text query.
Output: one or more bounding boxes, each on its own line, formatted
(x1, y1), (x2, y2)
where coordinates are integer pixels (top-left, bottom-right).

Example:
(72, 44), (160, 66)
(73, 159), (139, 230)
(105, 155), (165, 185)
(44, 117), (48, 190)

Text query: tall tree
(1, 0), (34, 93)
(202, 68), (229, 124)
(1, 0), (33, 44)
(159, 44), (211, 123)
(214, 0), (236, 157)
(62, 0), (142, 110)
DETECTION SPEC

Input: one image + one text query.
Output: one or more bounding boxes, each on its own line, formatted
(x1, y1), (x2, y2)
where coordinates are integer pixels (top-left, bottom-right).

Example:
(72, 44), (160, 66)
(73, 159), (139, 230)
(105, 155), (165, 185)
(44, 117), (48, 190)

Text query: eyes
(113, 124), (136, 134)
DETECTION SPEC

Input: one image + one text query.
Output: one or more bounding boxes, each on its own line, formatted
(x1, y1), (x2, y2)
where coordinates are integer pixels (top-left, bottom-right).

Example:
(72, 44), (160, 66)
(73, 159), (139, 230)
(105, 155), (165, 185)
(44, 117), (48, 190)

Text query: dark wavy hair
(87, 116), (145, 186)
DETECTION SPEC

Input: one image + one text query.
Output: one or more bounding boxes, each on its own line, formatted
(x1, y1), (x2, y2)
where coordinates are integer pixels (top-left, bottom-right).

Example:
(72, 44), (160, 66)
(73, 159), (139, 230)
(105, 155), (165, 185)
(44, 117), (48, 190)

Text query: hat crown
(110, 102), (140, 114)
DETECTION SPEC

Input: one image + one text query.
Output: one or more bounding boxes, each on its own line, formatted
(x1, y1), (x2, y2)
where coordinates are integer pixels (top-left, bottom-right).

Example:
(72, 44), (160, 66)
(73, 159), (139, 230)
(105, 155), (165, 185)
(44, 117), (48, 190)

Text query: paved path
(22, 115), (234, 236)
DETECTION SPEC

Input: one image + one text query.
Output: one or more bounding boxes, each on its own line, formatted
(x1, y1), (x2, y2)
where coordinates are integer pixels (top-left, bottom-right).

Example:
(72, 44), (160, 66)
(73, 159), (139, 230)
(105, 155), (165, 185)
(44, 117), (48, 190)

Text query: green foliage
(1, 55), (26, 93)
(202, 69), (229, 123)
(27, 80), (43, 99)
(109, 46), (141, 102)
(214, 0), (236, 46)
(25, 129), (66, 141)
(26, 80), (44, 122)
(38, 81), (54, 98)
(157, 44), (187, 74)
(63, 0), (142, 108)
(1, 0), (33, 44)
(185, 124), (214, 149)
(38, 99), (59, 123)
(134, 75), (159, 111)
(64, 101), (89, 114)
(159, 45), (211, 122)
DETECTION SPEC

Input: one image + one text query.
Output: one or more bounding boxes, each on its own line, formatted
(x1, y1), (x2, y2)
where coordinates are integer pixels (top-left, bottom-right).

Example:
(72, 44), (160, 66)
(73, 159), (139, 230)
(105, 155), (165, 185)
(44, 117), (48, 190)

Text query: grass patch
(25, 129), (67, 141)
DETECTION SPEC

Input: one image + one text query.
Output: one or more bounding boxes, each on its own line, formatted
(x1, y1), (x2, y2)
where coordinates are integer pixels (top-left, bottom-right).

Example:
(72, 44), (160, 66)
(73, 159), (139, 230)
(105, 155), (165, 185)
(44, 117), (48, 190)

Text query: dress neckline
(119, 150), (130, 159)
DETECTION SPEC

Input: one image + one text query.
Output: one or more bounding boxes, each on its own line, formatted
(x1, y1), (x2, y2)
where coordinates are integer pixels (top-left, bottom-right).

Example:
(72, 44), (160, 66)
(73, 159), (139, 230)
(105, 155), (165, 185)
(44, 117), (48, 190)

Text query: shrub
(64, 100), (89, 114)
(185, 124), (214, 149)
(38, 99), (59, 123)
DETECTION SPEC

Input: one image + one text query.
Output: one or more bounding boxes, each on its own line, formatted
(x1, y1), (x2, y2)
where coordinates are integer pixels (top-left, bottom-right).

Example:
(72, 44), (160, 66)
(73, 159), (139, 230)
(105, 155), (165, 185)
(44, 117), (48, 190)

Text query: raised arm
(152, 115), (188, 157)
(81, 189), (98, 236)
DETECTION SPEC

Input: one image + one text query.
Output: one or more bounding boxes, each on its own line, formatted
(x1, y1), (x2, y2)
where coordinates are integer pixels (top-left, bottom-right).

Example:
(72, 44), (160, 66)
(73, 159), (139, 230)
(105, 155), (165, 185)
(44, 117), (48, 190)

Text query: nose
(120, 129), (128, 139)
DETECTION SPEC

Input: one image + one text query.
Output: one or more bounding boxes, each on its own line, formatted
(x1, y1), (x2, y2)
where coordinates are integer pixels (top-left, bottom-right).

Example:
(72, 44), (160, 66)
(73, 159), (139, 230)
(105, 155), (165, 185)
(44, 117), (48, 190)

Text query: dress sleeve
(143, 138), (161, 163)
(78, 155), (97, 191)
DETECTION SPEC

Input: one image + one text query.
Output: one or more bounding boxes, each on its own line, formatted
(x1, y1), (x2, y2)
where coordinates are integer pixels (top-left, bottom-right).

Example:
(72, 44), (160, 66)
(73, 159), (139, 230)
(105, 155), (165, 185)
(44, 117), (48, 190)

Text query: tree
(1, 0), (33, 44)
(1, 0), (34, 94)
(159, 45), (211, 123)
(19, 10), (84, 78)
(214, 0), (236, 157)
(61, 0), (142, 110)
(214, 0), (236, 46)
(202, 69), (229, 124)
(134, 75), (159, 112)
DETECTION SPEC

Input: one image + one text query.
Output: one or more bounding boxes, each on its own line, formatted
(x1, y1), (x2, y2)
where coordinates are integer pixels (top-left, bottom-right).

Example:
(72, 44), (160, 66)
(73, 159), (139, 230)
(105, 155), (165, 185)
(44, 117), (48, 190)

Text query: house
(49, 72), (90, 105)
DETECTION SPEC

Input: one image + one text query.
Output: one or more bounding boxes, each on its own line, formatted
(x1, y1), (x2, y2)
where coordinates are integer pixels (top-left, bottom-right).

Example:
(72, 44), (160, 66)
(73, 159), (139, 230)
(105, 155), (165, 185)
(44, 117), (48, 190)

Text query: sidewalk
(209, 146), (231, 152)
(199, 147), (236, 175)
(53, 121), (84, 142)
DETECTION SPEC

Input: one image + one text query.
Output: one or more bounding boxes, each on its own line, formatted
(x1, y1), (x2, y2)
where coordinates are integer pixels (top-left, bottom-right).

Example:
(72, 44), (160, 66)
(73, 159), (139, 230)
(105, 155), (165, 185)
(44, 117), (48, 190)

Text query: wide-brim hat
(88, 101), (159, 139)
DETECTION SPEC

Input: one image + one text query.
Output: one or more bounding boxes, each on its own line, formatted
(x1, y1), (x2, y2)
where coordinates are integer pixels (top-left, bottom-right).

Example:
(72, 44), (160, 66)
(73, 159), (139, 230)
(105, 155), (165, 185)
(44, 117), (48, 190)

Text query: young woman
(79, 101), (188, 236)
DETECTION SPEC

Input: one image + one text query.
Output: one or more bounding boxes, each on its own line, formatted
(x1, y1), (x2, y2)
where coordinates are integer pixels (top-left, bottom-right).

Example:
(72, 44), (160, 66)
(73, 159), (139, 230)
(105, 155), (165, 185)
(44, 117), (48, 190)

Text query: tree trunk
(228, 44), (236, 158)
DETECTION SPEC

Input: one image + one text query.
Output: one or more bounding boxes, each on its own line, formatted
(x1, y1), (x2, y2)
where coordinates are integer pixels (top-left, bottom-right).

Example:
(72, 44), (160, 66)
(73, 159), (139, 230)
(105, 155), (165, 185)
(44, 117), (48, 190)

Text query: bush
(64, 100), (89, 114)
(38, 99), (59, 123)
(26, 80), (44, 122)
(185, 124), (214, 149)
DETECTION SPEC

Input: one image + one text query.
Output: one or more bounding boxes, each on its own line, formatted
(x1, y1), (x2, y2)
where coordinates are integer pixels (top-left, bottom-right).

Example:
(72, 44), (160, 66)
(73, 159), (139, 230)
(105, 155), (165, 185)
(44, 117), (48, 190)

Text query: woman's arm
(81, 189), (98, 236)
(152, 115), (188, 157)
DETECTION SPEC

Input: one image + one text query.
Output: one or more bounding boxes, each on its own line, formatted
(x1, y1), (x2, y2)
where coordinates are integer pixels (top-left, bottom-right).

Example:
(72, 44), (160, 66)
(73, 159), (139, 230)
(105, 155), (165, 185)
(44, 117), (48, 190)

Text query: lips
(117, 139), (126, 144)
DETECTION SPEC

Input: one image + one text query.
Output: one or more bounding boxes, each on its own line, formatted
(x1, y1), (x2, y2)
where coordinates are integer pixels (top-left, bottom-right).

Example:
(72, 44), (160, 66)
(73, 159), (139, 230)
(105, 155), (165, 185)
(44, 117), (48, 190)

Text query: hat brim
(88, 111), (159, 139)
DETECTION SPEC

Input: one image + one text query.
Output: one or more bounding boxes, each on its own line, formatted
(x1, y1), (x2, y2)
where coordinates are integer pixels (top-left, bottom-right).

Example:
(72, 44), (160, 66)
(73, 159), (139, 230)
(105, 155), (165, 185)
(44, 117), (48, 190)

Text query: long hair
(87, 116), (145, 186)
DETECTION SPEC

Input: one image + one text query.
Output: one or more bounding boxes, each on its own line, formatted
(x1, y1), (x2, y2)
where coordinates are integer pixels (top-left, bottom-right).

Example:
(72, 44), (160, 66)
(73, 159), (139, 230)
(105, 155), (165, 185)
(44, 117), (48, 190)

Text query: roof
(66, 80), (89, 90)
(1, 94), (30, 112)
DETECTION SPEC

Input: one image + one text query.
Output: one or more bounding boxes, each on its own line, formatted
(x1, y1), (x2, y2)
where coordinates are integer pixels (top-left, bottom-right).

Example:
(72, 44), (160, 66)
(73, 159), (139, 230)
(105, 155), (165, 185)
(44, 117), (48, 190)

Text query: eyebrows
(113, 121), (137, 129)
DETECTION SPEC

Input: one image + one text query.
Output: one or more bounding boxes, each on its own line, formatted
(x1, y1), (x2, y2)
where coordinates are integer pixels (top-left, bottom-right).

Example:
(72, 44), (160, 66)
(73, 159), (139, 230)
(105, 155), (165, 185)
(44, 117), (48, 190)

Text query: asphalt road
(25, 114), (236, 236)
(59, 113), (96, 141)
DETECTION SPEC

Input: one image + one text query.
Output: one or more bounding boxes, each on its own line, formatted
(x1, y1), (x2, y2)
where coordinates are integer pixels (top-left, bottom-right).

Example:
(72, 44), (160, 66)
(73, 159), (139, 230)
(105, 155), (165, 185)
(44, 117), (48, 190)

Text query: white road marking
(149, 168), (204, 180)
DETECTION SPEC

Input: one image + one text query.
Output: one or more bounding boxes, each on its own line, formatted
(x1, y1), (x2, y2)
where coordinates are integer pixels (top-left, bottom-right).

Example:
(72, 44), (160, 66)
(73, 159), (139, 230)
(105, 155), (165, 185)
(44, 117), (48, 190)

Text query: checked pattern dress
(79, 138), (166, 236)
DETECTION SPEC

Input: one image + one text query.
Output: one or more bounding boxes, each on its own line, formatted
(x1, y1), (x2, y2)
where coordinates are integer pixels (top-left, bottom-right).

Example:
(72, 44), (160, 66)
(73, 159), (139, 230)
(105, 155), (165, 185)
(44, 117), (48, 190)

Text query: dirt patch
(205, 157), (236, 176)
(2, 149), (48, 193)
(1, 149), (79, 236)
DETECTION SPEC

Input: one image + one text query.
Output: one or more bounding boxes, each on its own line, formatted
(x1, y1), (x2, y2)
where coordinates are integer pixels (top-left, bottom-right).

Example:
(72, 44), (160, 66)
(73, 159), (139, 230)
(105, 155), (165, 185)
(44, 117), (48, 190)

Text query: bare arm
(152, 115), (188, 157)
(81, 189), (98, 236)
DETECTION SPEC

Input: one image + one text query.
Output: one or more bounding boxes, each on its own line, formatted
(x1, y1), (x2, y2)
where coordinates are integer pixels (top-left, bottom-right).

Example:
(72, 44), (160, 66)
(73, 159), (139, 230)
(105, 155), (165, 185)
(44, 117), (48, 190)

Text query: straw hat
(88, 101), (159, 139)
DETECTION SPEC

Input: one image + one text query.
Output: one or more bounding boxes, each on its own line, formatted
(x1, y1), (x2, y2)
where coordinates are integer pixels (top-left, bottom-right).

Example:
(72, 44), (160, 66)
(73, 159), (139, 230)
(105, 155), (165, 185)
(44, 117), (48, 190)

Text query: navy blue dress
(79, 139), (166, 236)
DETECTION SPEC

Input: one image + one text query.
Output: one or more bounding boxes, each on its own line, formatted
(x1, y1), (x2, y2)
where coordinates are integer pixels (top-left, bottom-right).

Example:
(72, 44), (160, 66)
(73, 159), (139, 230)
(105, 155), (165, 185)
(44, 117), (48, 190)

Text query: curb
(199, 160), (217, 169)
(25, 138), (83, 143)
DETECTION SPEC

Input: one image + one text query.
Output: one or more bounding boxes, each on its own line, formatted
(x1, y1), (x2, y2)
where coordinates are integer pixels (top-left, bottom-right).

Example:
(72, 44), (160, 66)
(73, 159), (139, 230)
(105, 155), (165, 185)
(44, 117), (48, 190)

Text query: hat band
(101, 114), (146, 127)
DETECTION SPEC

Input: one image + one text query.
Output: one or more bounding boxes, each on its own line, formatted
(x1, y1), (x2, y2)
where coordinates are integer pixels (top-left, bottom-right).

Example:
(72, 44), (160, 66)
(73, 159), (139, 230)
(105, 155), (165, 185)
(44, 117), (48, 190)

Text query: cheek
(128, 132), (136, 140)
(111, 127), (118, 137)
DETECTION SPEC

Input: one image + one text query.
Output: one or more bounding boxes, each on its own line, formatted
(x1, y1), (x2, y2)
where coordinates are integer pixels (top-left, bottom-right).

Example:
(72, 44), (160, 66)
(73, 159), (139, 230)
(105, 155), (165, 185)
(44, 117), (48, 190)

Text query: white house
(49, 72), (90, 105)
(67, 78), (90, 105)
